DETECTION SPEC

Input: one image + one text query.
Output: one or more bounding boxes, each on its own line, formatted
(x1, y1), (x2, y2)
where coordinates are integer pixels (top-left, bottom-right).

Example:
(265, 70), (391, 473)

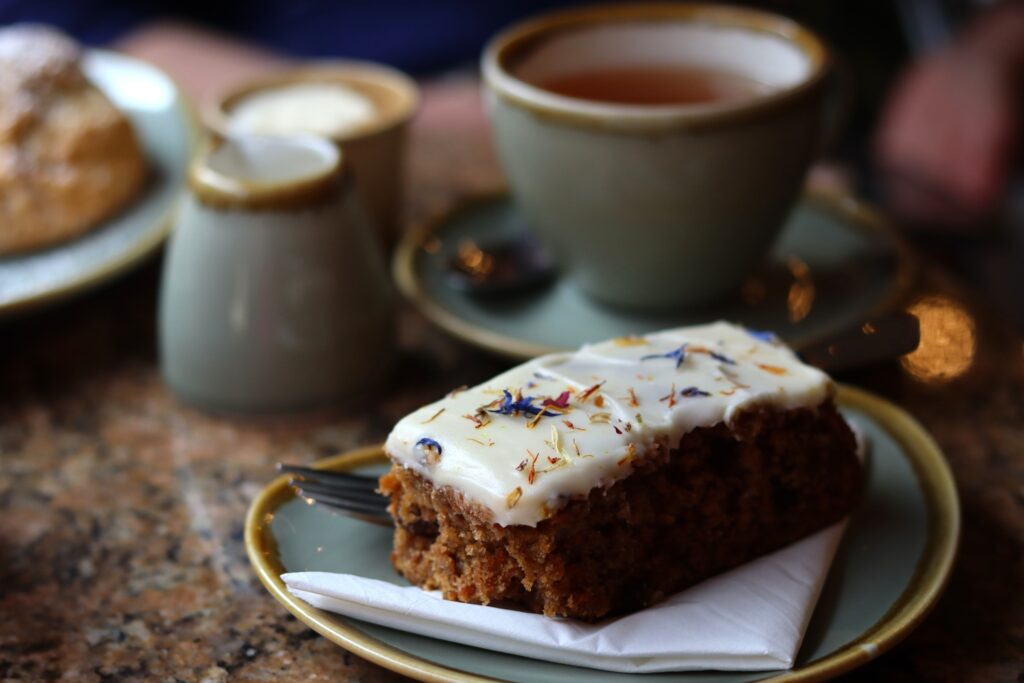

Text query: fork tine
(296, 488), (391, 518)
(293, 478), (384, 505)
(299, 491), (388, 513)
(278, 464), (380, 488)
(311, 500), (394, 527)
(278, 462), (394, 527)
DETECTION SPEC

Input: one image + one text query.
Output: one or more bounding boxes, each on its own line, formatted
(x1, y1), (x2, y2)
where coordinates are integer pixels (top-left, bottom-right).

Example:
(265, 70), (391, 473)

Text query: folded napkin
(283, 519), (846, 674)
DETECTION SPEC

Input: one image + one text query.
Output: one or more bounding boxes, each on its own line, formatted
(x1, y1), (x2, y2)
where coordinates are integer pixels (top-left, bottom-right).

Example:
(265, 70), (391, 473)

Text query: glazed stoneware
(159, 135), (395, 412)
(483, 4), (832, 309)
(392, 191), (914, 361)
(206, 64), (419, 251)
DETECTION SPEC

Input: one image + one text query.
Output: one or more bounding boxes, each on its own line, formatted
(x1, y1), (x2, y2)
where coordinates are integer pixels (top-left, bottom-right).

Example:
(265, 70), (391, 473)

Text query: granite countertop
(1, 114), (1022, 683)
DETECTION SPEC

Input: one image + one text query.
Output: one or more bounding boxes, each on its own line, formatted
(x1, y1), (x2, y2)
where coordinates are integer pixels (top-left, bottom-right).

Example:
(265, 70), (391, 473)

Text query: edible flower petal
(641, 343), (688, 368)
(414, 437), (443, 465)
(488, 389), (560, 419)
(541, 391), (572, 409)
(747, 328), (778, 343)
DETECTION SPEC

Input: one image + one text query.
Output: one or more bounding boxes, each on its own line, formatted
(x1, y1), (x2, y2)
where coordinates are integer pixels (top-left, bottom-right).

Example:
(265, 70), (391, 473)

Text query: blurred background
(0, 3), (1021, 680)
(2, 0), (1021, 330)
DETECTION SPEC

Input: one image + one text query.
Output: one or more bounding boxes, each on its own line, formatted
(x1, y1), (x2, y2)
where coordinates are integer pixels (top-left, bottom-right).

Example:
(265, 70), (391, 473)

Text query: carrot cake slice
(379, 322), (861, 620)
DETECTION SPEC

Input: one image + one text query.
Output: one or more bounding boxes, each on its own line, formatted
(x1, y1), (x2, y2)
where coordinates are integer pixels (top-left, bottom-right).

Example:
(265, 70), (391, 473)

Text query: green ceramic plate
(393, 191), (915, 360)
(0, 49), (199, 317)
(246, 385), (959, 683)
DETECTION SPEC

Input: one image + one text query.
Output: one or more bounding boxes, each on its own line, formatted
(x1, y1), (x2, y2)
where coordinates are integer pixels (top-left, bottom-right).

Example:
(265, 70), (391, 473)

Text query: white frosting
(385, 322), (832, 527)
(229, 82), (376, 138)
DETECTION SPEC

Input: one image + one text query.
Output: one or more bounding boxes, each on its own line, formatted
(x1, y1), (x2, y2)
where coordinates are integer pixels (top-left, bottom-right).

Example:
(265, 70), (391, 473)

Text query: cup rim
(204, 61), (420, 143)
(189, 134), (349, 210)
(482, 2), (831, 132)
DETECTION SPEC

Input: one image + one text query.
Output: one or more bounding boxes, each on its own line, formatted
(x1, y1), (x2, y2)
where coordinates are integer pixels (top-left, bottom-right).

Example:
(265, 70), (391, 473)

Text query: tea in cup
(483, 4), (832, 309)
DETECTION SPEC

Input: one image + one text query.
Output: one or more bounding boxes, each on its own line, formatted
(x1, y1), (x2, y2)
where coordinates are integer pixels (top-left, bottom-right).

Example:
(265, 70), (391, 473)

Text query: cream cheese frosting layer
(385, 322), (833, 527)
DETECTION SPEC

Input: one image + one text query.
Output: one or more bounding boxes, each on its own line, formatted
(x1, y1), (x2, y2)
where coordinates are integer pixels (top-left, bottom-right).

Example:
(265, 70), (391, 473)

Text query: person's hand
(874, 5), (1023, 228)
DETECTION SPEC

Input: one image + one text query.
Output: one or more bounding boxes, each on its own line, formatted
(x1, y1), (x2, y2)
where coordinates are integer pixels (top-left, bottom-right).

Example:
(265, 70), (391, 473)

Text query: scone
(0, 25), (147, 256)
(380, 322), (862, 620)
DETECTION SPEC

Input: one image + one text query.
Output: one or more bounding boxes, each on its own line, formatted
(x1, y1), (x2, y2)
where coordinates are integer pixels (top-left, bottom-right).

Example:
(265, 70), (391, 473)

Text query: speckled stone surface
(1, 100), (1022, 683)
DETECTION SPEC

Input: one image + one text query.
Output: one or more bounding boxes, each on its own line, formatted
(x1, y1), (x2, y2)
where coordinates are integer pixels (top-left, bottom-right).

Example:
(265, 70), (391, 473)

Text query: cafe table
(0, 81), (1021, 683)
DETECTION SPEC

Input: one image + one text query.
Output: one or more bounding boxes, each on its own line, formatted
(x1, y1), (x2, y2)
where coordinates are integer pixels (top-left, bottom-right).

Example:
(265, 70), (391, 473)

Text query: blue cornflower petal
(747, 329), (777, 343)
(641, 343), (689, 369)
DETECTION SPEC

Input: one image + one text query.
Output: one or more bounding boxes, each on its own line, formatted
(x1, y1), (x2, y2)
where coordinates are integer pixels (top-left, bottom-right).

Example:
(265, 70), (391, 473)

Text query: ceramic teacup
(483, 4), (832, 310)
(159, 134), (395, 412)
(206, 63), (419, 252)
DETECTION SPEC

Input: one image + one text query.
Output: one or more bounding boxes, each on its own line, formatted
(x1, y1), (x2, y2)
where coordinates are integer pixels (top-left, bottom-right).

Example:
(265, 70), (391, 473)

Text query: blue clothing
(0, 0), (583, 74)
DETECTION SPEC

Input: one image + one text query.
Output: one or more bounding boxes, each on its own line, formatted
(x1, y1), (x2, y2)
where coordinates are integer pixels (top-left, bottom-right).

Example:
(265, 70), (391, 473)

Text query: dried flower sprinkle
(577, 381), (606, 404)
(415, 437), (443, 465)
(627, 387), (640, 407)
(641, 343), (688, 368)
(506, 487), (523, 508)
(541, 391), (572, 409)
(548, 425), (571, 464)
(526, 449), (539, 484)
(488, 389), (561, 420)
(612, 335), (649, 347)
(562, 419), (585, 431)
(688, 345), (736, 365)
(462, 410), (492, 429)
(588, 412), (611, 424)
(720, 365), (751, 389)
(659, 382), (678, 408)
(747, 329), (777, 343)
(757, 363), (788, 375)
(420, 408), (445, 424)
(680, 386), (711, 397)
(540, 426), (572, 473)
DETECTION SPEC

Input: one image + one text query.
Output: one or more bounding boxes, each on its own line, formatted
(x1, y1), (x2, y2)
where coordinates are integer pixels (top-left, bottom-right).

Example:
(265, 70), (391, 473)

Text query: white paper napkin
(283, 519), (846, 673)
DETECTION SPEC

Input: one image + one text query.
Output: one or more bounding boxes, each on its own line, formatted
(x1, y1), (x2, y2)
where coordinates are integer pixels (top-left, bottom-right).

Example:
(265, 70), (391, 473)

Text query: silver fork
(277, 464), (392, 526)
(278, 312), (918, 526)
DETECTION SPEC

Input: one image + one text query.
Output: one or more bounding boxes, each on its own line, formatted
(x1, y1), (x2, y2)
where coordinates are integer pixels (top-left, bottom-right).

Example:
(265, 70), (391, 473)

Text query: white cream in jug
(229, 82), (376, 138)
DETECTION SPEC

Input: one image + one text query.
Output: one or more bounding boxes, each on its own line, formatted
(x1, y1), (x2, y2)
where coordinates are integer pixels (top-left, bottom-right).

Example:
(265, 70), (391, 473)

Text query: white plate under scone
(0, 49), (198, 317)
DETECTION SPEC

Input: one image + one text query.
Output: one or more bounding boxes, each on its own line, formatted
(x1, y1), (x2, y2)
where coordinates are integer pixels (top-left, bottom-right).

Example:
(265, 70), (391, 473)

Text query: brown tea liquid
(535, 65), (769, 106)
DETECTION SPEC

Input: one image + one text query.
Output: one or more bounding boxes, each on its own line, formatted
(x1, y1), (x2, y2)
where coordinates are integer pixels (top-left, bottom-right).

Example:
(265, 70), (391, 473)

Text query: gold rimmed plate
(0, 49), (199, 317)
(246, 385), (959, 682)
(393, 190), (915, 360)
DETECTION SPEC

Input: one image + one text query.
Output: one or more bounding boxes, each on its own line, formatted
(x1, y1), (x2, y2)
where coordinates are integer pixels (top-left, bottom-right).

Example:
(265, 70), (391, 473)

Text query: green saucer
(0, 50), (198, 317)
(246, 386), (959, 683)
(394, 190), (915, 359)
